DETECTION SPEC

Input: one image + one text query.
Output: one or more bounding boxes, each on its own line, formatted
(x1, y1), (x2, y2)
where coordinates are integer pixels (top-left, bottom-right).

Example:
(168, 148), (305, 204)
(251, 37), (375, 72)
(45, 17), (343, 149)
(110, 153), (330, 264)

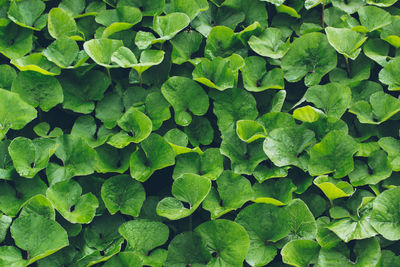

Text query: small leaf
(293, 106), (320, 123)
(10, 53), (61, 76)
(192, 57), (235, 91)
(236, 120), (267, 143)
(83, 39), (124, 68)
(43, 37), (80, 68)
(379, 57), (400, 91)
(153, 12), (190, 40)
(248, 28), (290, 59)
(314, 175), (355, 202)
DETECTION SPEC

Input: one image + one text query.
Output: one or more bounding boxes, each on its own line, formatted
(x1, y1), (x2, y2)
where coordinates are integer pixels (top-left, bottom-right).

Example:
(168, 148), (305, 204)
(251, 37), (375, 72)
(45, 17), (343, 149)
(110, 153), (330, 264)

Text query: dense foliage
(1, 0), (400, 266)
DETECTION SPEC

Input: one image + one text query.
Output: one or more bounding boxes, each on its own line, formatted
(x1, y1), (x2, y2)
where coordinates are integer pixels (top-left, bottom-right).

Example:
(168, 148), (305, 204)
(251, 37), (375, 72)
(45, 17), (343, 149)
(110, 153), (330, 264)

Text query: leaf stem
(139, 72), (142, 87)
(345, 56), (351, 77)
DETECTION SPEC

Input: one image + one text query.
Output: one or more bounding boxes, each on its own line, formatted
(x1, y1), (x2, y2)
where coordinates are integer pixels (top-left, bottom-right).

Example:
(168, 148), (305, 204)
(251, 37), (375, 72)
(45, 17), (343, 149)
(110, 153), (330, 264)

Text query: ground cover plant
(2, 0), (400, 266)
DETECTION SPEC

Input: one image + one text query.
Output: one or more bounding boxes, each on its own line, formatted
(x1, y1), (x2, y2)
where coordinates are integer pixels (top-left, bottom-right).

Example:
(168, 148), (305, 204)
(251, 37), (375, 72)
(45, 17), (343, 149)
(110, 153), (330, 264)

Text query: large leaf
(48, 7), (81, 39)
(379, 57), (400, 91)
(281, 240), (320, 267)
(195, 219), (250, 267)
(83, 39), (124, 68)
(192, 57), (235, 91)
(153, 12), (190, 40)
(7, 0), (46, 31)
(281, 32), (337, 86)
(248, 28), (290, 59)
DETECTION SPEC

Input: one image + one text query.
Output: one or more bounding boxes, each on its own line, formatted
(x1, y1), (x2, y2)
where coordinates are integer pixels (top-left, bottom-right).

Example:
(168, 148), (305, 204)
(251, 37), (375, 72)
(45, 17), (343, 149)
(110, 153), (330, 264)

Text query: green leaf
(211, 87), (258, 134)
(184, 116), (214, 147)
(172, 149), (224, 181)
(156, 174), (211, 220)
(366, 0), (398, 7)
(379, 57), (400, 91)
(281, 240), (320, 267)
(363, 38), (390, 67)
(325, 27), (367, 60)
(130, 133), (175, 182)
(308, 130), (359, 178)
(101, 174), (145, 217)
(263, 126), (316, 169)
(236, 120), (267, 143)
(380, 16), (400, 48)
(164, 0), (201, 20)
(59, 69), (111, 113)
(331, 0), (365, 14)
(0, 24), (33, 59)
(95, 6), (142, 38)
(11, 213), (69, 265)
(248, 28), (290, 59)
(104, 252), (143, 267)
(220, 131), (266, 175)
(349, 150), (392, 186)
(48, 7), (82, 39)
(349, 92), (400, 124)
(153, 12), (190, 40)
(9, 137), (57, 178)
(195, 219), (250, 267)
(293, 106), (320, 123)
(95, 144), (133, 174)
(43, 37), (80, 68)
(235, 203), (291, 266)
(0, 213), (11, 243)
(0, 89), (37, 140)
(357, 6), (391, 32)
(170, 31), (203, 64)
(47, 179), (98, 224)
(0, 176), (47, 217)
(164, 232), (211, 267)
(204, 26), (245, 59)
(11, 71), (63, 111)
(203, 170), (253, 218)
(318, 238), (381, 266)
(370, 187), (400, 240)
(192, 57), (235, 91)
(71, 115), (114, 148)
(119, 219), (169, 256)
(10, 53), (61, 76)
(281, 32), (337, 86)
(83, 39), (124, 68)
(161, 76), (209, 126)
(378, 137), (400, 171)
(241, 56), (285, 92)
(282, 199), (317, 242)
(314, 175), (355, 202)
(7, 0), (46, 30)
(117, 107), (152, 143)
(0, 64), (17, 90)
(305, 83), (352, 121)
(49, 135), (97, 184)
(252, 176), (297, 206)
(118, 0), (164, 16)
(0, 246), (26, 267)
